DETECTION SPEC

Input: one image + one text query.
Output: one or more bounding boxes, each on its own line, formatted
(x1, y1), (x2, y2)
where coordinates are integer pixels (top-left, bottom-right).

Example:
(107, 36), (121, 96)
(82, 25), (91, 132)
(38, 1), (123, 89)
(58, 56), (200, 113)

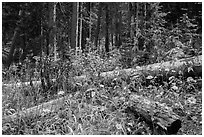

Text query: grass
(2, 52), (202, 135)
(2, 72), (202, 135)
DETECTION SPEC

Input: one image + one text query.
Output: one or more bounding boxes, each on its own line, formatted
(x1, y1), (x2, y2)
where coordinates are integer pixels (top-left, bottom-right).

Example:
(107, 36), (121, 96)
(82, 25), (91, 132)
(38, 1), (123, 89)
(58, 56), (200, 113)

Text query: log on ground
(99, 55), (201, 81)
(125, 94), (181, 135)
(2, 56), (201, 126)
(2, 95), (69, 125)
(3, 55), (202, 88)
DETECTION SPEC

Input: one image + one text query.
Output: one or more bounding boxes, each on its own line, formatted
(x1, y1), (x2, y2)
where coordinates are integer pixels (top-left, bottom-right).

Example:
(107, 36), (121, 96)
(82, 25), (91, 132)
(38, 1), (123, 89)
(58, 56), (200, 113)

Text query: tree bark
(94, 3), (102, 49)
(135, 2), (139, 44)
(5, 10), (25, 68)
(110, 19), (114, 50)
(2, 56), (201, 125)
(2, 94), (70, 125)
(4, 55), (202, 90)
(71, 2), (79, 49)
(88, 2), (92, 41)
(125, 94), (181, 134)
(114, 3), (122, 49)
(2, 93), (181, 135)
(53, 3), (57, 61)
(48, 2), (57, 61)
(105, 3), (110, 53)
(128, 3), (132, 38)
(118, 10), (122, 48)
(81, 2), (90, 52)
(79, 2), (83, 53)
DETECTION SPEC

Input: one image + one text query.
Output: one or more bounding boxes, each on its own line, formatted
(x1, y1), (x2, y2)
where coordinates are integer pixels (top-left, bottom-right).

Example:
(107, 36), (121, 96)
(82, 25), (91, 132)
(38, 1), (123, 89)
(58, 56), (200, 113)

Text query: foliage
(2, 67), (202, 134)
(2, 2), (202, 135)
(70, 49), (121, 76)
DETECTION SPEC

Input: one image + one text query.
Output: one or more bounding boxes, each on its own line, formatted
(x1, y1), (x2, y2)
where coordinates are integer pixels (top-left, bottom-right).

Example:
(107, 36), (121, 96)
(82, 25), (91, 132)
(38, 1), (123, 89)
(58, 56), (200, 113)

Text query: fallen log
(2, 56), (201, 125)
(3, 55), (202, 88)
(3, 79), (56, 88)
(100, 55), (201, 80)
(125, 94), (182, 135)
(2, 94), (70, 125)
(2, 93), (182, 135)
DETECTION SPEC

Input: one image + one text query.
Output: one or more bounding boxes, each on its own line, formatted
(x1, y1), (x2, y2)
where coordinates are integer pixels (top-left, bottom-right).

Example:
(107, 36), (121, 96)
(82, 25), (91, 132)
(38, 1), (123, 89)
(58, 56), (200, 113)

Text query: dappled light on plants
(2, 2), (202, 135)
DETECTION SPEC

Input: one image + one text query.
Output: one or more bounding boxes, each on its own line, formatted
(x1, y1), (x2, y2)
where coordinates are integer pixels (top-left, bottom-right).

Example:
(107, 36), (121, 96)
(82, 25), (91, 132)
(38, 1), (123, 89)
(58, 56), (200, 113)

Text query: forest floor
(2, 70), (202, 135)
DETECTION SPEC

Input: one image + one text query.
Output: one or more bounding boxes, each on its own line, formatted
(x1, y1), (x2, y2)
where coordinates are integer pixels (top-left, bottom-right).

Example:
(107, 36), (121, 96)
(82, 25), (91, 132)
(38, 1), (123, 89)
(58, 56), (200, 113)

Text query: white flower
(187, 97), (196, 104)
(165, 68), (170, 71)
(171, 85), (178, 91)
(99, 84), (104, 88)
(58, 90), (65, 95)
(146, 75), (153, 80)
(187, 77), (196, 83)
(91, 91), (96, 97)
(116, 123), (123, 129)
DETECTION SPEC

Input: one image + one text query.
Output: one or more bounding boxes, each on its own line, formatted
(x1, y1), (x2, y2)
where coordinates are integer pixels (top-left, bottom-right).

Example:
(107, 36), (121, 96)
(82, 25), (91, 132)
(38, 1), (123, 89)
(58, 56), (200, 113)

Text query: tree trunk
(135, 2), (139, 40)
(118, 10), (122, 48)
(48, 2), (57, 61)
(95, 2), (102, 49)
(5, 10), (24, 68)
(75, 3), (79, 55)
(79, 3), (90, 52)
(19, 33), (28, 62)
(88, 2), (92, 41)
(115, 5), (122, 48)
(128, 3), (132, 38)
(105, 3), (110, 53)
(110, 20), (114, 50)
(48, 3), (54, 55)
(115, 6), (119, 47)
(71, 2), (79, 49)
(53, 3), (57, 61)
(144, 3), (147, 30)
(79, 2), (83, 53)
(140, 4), (145, 43)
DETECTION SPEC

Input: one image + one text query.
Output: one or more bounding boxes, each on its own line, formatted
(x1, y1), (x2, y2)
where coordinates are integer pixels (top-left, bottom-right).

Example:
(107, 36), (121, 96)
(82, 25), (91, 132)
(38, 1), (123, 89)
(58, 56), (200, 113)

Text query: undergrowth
(2, 51), (202, 134)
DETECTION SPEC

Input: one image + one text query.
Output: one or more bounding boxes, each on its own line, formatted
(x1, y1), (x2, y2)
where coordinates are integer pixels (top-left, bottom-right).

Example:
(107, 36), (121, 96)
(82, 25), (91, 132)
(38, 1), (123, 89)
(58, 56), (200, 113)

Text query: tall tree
(115, 4), (122, 48)
(48, 2), (57, 61)
(79, 2), (83, 53)
(105, 3), (110, 53)
(95, 3), (102, 49)
(5, 10), (25, 68)
(71, 2), (79, 50)
(88, 2), (92, 41)
(53, 3), (57, 61)
(128, 3), (132, 38)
